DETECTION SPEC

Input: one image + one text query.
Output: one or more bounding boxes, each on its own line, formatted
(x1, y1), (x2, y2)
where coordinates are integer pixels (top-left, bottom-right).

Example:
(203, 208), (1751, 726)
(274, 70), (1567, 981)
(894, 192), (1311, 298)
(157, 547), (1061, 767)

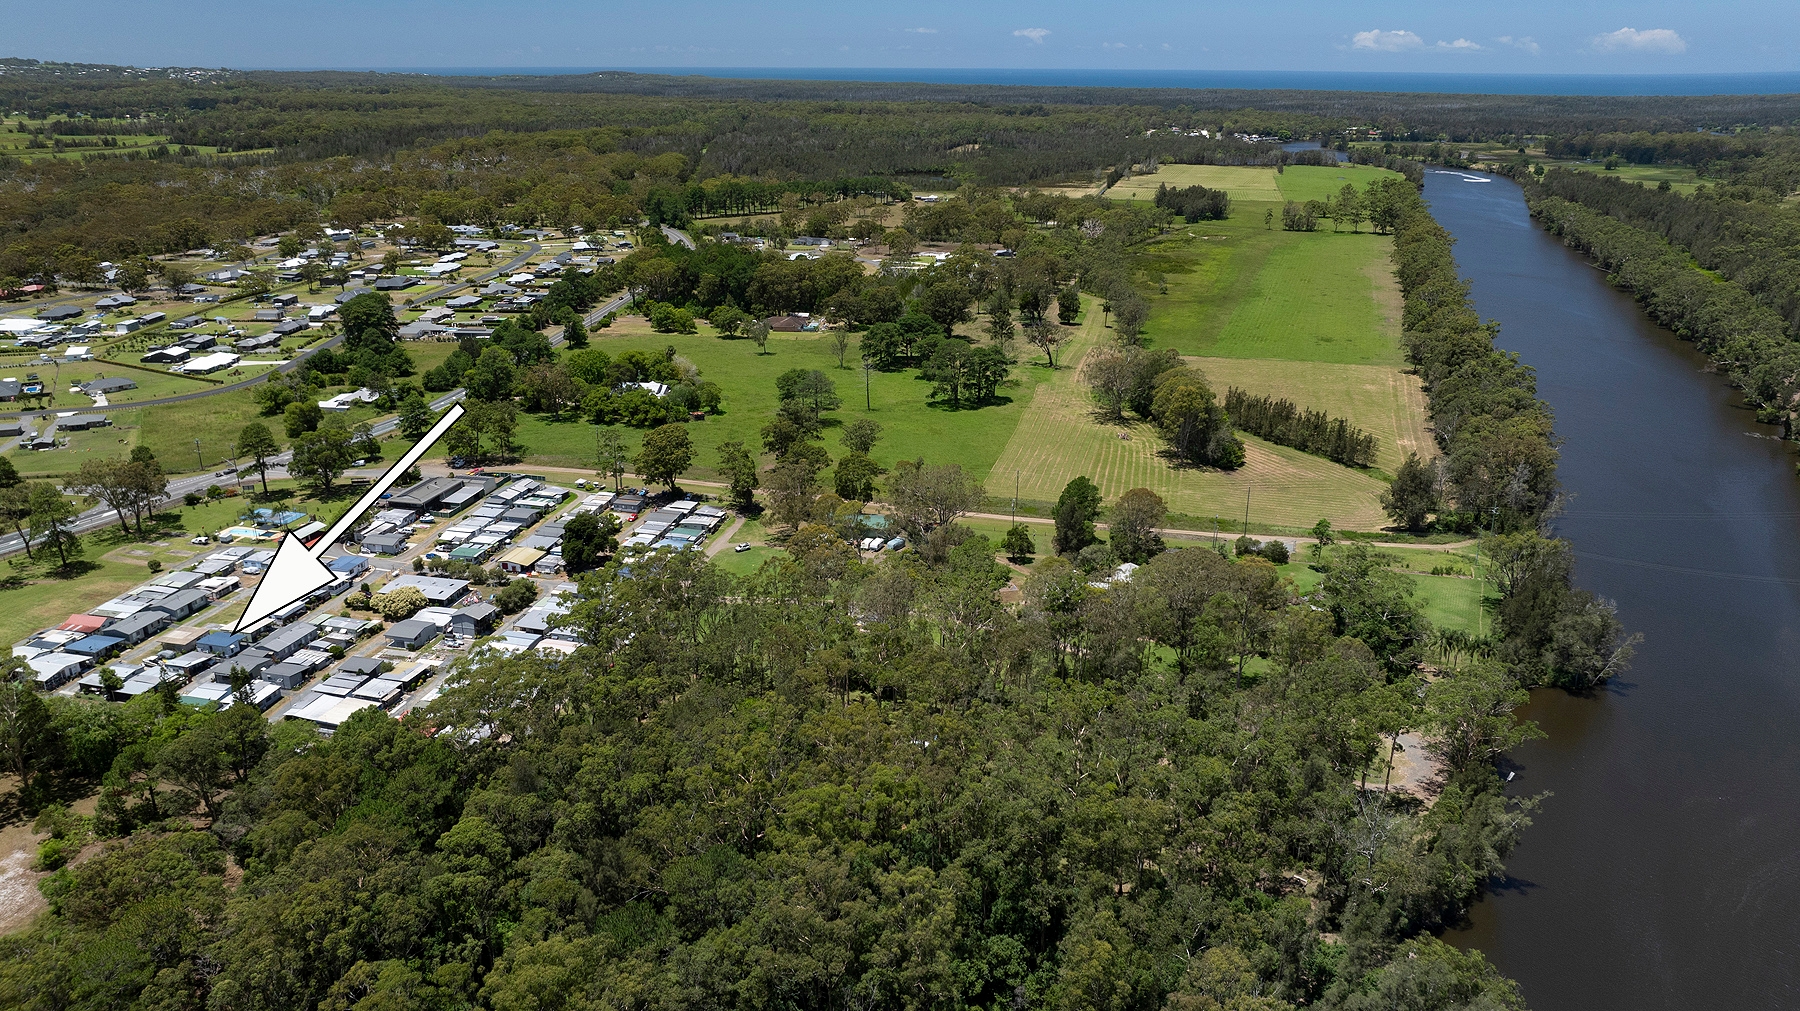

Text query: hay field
(1106, 165), (1285, 203)
(1185, 357), (1431, 473)
(987, 326), (1390, 531)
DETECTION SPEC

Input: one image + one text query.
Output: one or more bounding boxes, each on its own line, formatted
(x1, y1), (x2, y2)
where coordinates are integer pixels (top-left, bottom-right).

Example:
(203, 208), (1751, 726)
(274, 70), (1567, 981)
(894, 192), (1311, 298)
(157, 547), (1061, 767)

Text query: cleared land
(1186, 356), (1431, 472)
(1102, 160), (1426, 528)
(1106, 164), (1286, 203)
(1274, 163), (1405, 204)
(987, 317), (1391, 531)
(520, 317), (1050, 484)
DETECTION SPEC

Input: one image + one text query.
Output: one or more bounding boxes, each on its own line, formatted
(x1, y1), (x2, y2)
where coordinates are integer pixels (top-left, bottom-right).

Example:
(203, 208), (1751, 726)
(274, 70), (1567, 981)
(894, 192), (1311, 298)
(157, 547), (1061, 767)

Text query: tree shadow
(47, 560), (100, 580)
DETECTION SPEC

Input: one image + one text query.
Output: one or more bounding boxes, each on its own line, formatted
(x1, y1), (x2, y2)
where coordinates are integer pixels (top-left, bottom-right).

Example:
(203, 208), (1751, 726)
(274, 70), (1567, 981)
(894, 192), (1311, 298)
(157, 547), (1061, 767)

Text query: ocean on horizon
(334, 66), (1800, 97)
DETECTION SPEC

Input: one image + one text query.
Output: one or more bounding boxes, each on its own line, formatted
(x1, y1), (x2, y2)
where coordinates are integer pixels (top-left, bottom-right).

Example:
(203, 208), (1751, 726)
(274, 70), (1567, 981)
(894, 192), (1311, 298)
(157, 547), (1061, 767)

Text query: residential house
(384, 619), (439, 650)
(448, 603), (499, 638)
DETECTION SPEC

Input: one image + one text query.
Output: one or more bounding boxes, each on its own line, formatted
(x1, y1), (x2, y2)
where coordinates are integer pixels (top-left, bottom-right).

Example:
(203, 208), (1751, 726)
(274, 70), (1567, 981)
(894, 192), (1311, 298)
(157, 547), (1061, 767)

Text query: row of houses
(620, 498), (729, 552)
(428, 478), (571, 566)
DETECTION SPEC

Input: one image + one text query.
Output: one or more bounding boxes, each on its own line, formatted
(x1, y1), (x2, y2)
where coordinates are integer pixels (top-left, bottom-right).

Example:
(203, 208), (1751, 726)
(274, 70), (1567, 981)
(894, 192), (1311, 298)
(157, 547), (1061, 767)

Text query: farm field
(987, 318), (1392, 531)
(1187, 356), (1430, 472)
(1105, 164), (1286, 203)
(1274, 163), (1405, 204)
(1073, 159), (1424, 530)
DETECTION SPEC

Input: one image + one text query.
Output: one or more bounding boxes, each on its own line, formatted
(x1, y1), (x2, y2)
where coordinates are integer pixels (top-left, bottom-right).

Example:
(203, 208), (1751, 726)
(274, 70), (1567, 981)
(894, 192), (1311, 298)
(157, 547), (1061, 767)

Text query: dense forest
(3, 62), (1799, 283)
(2, 526), (1549, 1011)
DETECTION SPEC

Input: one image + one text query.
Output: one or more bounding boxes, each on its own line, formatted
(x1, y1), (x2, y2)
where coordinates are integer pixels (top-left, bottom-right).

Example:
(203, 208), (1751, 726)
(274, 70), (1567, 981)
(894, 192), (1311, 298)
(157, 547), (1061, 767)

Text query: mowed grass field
(1274, 163), (1404, 204)
(1187, 356), (1431, 473)
(987, 316), (1392, 531)
(519, 317), (1050, 484)
(1097, 161), (1427, 528)
(1106, 164), (1285, 203)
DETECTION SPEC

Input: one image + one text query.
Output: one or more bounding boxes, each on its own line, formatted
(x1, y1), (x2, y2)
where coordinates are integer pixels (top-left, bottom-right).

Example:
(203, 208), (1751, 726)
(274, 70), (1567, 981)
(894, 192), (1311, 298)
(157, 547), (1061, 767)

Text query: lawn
(1275, 164), (1406, 204)
(0, 558), (149, 649)
(517, 321), (1052, 486)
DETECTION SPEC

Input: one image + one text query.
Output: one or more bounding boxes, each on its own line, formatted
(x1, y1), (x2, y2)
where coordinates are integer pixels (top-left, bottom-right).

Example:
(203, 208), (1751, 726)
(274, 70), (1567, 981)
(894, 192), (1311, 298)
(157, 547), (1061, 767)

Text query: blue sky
(13, 0), (1798, 74)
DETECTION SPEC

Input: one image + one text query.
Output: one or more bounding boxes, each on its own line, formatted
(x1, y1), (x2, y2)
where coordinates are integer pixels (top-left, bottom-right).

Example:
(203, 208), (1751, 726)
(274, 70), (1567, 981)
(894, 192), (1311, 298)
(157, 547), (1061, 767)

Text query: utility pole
(862, 361), (872, 411)
(1012, 470), (1019, 526)
(194, 438), (203, 470)
(1243, 488), (1250, 536)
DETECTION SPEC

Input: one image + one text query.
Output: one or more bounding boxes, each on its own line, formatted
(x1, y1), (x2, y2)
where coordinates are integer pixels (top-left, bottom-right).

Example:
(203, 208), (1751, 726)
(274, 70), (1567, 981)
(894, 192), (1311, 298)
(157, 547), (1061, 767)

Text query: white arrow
(233, 403), (466, 633)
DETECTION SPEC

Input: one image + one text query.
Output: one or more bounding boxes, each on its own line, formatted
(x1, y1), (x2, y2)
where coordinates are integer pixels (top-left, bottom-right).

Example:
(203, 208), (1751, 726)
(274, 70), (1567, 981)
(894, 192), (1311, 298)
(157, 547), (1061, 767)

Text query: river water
(1425, 170), (1800, 1008)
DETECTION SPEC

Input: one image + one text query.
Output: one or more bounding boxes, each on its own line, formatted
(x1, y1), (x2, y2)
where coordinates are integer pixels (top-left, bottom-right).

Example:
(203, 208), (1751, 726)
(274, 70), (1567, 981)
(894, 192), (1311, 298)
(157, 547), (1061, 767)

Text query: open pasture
(1143, 225), (1403, 366)
(987, 326), (1391, 531)
(1274, 163), (1405, 204)
(1106, 164), (1285, 203)
(1185, 356), (1431, 473)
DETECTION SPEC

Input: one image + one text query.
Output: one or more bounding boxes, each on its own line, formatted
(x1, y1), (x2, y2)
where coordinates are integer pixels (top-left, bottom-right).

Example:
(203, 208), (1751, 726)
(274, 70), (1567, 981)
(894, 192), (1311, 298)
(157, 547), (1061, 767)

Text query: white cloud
(1496, 35), (1541, 53)
(1013, 28), (1051, 44)
(1352, 29), (1425, 52)
(1102, 41), (1128, 49)
(1436, 38), (1482, 51)
(904, 27), (937, 34)
(1593, 27), (1687, 53)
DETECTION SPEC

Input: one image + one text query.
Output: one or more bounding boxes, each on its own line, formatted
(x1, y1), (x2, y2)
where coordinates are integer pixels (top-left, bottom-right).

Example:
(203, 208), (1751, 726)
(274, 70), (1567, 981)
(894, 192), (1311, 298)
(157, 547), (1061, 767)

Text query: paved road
(0, 389), (468, 558)
(660, 225), (696, 250)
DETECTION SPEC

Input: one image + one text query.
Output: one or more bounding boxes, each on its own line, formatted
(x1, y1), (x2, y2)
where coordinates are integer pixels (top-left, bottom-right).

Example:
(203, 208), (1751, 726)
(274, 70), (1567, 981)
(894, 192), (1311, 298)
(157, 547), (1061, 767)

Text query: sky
(8, 0), (1798, 75)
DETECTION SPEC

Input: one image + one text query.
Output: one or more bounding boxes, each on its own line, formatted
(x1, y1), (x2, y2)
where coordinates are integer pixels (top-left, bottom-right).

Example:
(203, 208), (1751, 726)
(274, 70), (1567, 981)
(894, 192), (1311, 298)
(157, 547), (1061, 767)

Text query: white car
(733, 543), (752, 553)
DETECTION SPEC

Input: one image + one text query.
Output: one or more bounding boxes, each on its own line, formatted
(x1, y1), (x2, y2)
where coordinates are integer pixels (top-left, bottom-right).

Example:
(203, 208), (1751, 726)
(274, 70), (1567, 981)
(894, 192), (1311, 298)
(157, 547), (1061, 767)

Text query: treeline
(1387, 186), (1636, 689)
(1530, 168), (1800, 335)
(1153, 181), (1231, 221)
(1527, 193), (1800, 427)
(0, 530), (1540, 1010)
(1226, 388), (1377, 467)
(1390, 187), (1559, 533)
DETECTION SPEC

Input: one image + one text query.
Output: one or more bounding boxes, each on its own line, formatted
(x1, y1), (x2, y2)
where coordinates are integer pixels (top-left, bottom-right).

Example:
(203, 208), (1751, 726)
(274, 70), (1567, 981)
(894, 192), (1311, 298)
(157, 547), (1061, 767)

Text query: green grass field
(0, 558), (150, 649)
(1186, 356), (1430, 472)
(986, 310), (1393, 530)
(1274, 164), (1404, 204)
(1106, 164), (1286, 203)
(1141, 217), (1403, 366)
(519, 320), (1050, 485)
(1546, 161), (1702, 194)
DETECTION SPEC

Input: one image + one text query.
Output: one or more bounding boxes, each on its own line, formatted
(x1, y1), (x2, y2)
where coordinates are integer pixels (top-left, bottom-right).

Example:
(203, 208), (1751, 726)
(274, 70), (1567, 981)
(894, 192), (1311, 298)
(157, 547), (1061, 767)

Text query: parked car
(734, 543), (752, 553)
